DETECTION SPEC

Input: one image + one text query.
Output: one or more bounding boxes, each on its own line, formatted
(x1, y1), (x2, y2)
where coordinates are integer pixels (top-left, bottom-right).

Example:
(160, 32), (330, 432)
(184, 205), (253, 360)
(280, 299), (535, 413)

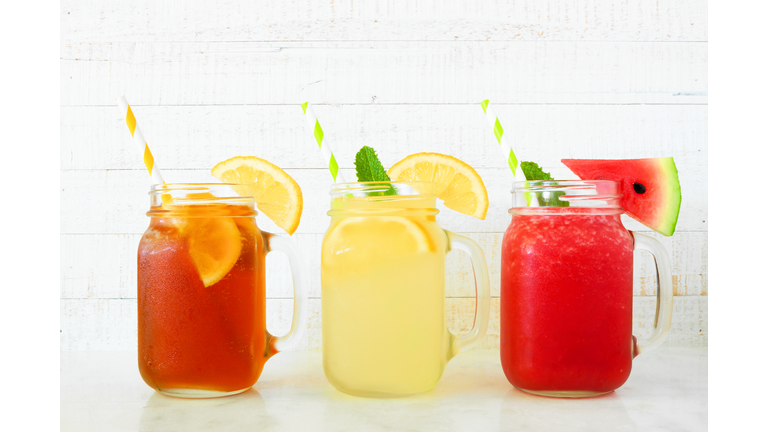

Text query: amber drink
(138, 184), (306, 398)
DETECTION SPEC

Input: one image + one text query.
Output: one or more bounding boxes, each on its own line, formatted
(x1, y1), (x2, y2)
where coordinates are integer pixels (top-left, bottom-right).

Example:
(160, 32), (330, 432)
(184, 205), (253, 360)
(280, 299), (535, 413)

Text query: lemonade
(319, 175), (492, 397)
(319, 149), (492, 398)
(321, 184), (452, 396)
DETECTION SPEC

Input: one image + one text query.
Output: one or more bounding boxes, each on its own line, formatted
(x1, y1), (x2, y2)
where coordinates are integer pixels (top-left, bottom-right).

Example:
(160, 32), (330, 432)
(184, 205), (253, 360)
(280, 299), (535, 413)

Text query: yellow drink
(321, 182), (490, 397)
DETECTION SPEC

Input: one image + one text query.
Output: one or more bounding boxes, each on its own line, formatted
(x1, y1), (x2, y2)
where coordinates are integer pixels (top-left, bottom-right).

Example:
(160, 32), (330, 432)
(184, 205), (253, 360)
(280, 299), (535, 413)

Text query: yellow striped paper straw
(300, 102), (346, 183)
(480, 100), (525, 181)
(117, 96), (165, 185)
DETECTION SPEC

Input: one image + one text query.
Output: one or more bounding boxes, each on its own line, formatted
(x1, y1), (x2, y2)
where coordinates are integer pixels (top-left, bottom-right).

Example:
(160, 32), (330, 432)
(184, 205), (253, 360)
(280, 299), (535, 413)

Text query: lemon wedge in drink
(183, 217), (242, 287)
(211, 156), (303, 235)
(387, 153), (489, 220)
(158, 191), (242, 287)
(323, 217), (435, 267)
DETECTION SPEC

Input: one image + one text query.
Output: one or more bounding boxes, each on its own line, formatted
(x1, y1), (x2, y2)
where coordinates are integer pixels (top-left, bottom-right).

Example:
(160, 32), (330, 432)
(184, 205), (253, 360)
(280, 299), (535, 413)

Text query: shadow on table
(499, 388), (636, 432)
(139, 389), (275, 432)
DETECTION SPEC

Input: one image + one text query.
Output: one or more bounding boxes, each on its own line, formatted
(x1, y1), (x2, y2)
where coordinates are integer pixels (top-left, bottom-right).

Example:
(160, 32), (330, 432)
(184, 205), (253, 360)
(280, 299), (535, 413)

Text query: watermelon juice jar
(500, 180), (673, 397)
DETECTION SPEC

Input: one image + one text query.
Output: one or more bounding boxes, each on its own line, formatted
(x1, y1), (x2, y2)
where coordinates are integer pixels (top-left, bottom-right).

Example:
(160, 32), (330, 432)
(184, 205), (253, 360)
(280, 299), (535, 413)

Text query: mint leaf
(355, 146), (391, 182)
(520, 161), (554, 181)
(354, 146), (395, 195)
(520, 161), (569, 207)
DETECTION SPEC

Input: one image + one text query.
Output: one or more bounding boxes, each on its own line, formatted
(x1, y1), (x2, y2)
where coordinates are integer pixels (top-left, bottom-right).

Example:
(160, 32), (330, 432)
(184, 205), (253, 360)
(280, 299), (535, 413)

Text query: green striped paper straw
(480, 99), (523, 179)
(301, 102), (346, 183)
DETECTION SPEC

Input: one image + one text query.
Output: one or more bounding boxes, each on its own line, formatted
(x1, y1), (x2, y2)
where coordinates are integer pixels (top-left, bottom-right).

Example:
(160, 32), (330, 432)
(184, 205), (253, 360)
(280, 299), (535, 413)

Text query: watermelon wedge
(561, 158), (681, 236)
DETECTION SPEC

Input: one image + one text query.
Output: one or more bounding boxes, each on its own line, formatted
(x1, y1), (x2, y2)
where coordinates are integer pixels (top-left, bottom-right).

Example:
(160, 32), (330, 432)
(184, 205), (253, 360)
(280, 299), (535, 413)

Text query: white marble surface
(61, 348), (707, 431)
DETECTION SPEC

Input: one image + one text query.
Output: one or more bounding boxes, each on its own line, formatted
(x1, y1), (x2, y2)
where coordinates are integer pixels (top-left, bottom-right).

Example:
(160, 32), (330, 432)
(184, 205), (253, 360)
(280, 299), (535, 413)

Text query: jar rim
(147, 183), (256, 216)
(150, 182), (248, 194)
(512, 179), (619, 191)
(330, 181), (436, 198)
(511, 180), (622, 209)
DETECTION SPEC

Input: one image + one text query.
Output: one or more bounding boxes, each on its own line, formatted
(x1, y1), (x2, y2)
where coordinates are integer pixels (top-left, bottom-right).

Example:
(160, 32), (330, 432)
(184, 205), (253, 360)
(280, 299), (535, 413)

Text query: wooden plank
(446, 295), (708, 349)
(632, 296), (708, 348)
(60, 233), (324, 300)
(61, 234), (142, 299)
(61, 298), (138, 351)
(633, 231), (708, 296)
(61, 104), (707, 170)
(61, 231), (708, 300)
(60, 167), (708, 235)
(60, 298), (322, 351)
(61, 0), (707, 43)
(60, 0), (709, 354)
(60, 296), (707, 350)
(60, 41), (707, 106)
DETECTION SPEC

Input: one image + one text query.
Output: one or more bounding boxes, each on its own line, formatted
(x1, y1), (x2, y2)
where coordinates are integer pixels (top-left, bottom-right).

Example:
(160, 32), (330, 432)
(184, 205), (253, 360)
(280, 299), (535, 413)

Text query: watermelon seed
(633, 182), (647, 194)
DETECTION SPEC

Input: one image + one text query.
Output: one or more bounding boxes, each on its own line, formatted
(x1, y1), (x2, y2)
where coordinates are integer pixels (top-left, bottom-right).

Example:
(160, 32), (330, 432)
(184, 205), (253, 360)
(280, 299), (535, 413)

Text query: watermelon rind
(561, 158), (682, 236)
(657, 157), (681, 236)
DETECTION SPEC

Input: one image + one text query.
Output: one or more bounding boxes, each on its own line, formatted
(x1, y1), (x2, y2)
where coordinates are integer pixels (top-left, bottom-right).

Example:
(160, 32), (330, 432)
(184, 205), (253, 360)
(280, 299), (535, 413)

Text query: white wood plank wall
(60, 0), (707, 350)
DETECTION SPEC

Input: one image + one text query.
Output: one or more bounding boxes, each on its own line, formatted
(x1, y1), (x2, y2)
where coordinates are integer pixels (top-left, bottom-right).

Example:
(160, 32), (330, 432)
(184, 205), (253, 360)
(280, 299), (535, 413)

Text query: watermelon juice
(500, 180), (640, 397)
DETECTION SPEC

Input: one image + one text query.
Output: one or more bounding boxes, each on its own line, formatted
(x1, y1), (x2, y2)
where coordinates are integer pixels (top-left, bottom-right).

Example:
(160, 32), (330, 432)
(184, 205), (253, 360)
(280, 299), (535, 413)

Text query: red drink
(501, 207), (634, 396)
(496, 178), (679, 398)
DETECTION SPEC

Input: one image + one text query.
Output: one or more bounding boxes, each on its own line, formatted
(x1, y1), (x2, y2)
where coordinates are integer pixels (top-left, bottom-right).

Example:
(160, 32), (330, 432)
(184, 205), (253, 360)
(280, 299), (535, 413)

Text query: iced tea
(138, 186), (269, 397)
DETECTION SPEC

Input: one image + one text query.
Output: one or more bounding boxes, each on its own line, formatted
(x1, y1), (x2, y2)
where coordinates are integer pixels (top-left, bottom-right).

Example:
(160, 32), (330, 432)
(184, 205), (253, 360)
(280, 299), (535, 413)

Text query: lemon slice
(211, 156), (303, 235)
(183, 217), (242, 287)
(387, 153), (489, 220)
(158, 192), (241, 287)
(323, 217), (434, 267)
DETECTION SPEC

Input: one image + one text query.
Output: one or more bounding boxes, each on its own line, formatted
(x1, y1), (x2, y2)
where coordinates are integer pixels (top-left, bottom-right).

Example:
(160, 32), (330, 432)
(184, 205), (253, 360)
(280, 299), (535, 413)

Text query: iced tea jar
(500, 180), (673, 397)
(137, 184), (307, 398)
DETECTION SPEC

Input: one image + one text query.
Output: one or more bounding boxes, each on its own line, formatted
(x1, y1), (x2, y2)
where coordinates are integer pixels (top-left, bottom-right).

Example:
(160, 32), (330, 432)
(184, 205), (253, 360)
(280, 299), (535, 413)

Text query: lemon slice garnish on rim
(211, 156), (304, 235)
(387, 153), (489, 220)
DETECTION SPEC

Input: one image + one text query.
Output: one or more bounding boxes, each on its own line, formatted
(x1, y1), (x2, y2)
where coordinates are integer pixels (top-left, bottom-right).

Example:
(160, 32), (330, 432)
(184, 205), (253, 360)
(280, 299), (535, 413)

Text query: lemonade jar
(138, 184), (307, 398)
(321, 181), (491, 397)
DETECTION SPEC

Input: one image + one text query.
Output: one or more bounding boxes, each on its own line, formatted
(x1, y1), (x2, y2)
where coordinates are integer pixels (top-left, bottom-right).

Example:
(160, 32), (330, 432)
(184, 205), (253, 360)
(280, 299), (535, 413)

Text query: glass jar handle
(445, 231), (491, 358)
(262, 231), (308, 355)
(631, 232), (673, 357)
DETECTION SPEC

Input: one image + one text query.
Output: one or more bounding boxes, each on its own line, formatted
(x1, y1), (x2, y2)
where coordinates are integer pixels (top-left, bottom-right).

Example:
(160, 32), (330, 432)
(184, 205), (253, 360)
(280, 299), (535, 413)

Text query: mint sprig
(520, 161), (569, 207)
(354, 146), (395, 195)
(355, 146), (391, 182)
(521, 161), (555, 181)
